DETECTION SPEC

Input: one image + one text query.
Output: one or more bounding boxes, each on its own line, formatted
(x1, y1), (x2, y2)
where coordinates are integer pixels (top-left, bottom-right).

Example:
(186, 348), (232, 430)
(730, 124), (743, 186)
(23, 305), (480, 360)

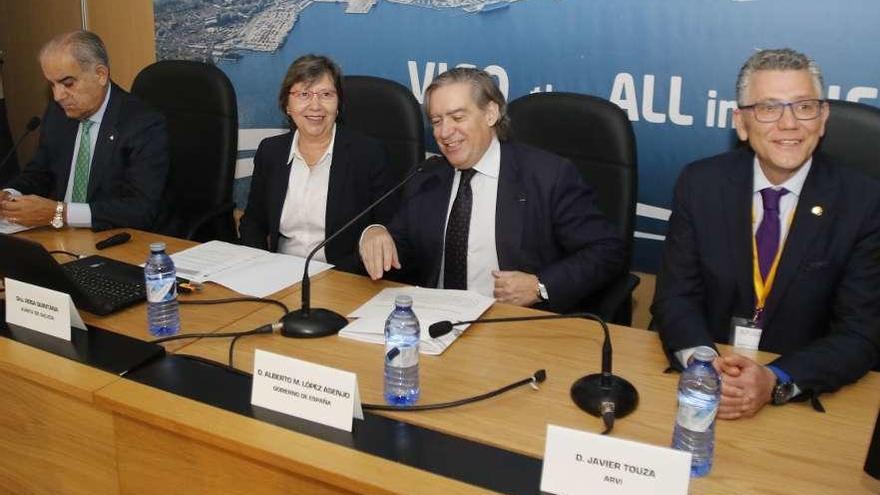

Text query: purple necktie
(755, 187), (789, 279)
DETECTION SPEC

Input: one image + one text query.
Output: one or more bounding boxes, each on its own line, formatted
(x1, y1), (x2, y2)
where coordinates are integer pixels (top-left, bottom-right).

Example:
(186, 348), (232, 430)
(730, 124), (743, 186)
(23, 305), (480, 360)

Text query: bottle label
(146, 278), (176, 303)
(676, 402), (717, 432)
(386, 345), (419, 368)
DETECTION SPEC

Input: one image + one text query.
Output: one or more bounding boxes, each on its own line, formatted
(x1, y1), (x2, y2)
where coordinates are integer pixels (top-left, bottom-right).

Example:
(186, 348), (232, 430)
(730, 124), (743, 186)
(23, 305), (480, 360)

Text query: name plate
(4, 277), (86, 341)
(540, 424), (691, 495)
(251, 349), (364, 432)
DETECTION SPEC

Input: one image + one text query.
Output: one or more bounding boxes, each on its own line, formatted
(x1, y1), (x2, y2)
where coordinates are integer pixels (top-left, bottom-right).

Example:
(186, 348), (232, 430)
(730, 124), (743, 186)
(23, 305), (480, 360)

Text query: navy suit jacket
(7, 83), (169, 231)
(388, 141), (625, 313)
(239, 126), (398, 274)
(652, 148), (880, 394)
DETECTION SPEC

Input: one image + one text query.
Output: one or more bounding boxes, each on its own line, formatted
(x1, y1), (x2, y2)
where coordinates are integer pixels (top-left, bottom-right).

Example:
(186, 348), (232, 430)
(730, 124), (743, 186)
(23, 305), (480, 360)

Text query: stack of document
(170, 241), (333, 298)
(340, 287), (494, 355)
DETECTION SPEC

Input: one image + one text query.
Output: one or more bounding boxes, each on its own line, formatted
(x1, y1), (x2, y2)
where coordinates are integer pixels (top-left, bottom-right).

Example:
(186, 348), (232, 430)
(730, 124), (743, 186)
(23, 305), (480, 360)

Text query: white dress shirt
(277, 126), (336, 262)
(438, 137), (501, 298)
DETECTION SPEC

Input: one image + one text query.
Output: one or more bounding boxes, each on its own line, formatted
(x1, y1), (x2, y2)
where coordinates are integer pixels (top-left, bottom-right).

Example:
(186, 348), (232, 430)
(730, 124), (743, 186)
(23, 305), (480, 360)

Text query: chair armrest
(585, 272), (640, 325)
(184, 201), (236, 240)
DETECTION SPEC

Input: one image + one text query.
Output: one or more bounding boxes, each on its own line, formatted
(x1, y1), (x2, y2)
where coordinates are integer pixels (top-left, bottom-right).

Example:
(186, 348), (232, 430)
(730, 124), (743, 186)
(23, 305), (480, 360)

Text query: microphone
(280, 158), (437, 338)
(0, 116), (41, 182)
(429, 312), (638, 434)
(95, 232), (131, 250)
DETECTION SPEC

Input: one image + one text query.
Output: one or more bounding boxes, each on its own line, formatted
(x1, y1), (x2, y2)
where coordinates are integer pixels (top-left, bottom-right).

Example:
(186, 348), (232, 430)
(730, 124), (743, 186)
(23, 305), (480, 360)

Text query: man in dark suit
(360, 68), (624, 313)
(0, 30), (168, 231)
(652, 48), (880, 419)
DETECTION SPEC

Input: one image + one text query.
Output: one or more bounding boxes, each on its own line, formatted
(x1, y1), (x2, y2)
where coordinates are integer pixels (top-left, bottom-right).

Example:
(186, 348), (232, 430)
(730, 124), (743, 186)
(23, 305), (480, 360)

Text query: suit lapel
(495, 142), (524, 270)
(56, 116), (79, 199)
(325, 128), (351, 236)
(723, 150), (756, 313)
(267, 133), (295, 249)
(423, 161), (455, 287)
(87, 84), (120, 199)
(762, 157), (835, 325)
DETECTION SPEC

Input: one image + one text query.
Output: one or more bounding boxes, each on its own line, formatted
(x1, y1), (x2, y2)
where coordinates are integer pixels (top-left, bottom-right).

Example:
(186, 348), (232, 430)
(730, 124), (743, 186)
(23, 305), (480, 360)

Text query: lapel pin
(811, 206), (823, 216)
(109, 134), (115, 141)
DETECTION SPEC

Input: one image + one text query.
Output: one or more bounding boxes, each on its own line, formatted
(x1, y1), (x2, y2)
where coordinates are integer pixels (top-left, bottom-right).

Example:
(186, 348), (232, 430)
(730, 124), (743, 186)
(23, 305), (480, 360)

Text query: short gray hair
(736, 48), (822, 105)
(39, 30), (109, 69)
(424, 67), (511, 140)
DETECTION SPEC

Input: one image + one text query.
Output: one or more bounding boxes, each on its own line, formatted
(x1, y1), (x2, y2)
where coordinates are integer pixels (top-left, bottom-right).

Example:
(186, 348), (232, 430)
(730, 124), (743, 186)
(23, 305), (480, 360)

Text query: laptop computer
(0, 234), (146, 316)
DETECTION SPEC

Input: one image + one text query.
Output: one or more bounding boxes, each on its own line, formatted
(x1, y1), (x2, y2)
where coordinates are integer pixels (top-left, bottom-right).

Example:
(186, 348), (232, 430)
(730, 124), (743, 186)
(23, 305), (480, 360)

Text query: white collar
(289, 124), (337, 164)
(466, 136), (501, 178)
(84, 83), (112, 127)
(753, 156), (812, 196)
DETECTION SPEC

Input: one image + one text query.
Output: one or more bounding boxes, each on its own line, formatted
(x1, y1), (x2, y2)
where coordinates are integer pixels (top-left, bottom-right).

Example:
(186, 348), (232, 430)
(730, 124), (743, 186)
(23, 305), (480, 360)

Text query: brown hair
(277, 54), (344, 128)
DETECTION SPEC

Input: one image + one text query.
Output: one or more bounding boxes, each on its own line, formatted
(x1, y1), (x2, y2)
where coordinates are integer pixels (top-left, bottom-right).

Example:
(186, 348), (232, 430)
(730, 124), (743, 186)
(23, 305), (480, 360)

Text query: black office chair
(131, 60), (238, 242)
(508, 92), (640, 325)
(342, 75), (425, 180)
(816, 99), (880, 181)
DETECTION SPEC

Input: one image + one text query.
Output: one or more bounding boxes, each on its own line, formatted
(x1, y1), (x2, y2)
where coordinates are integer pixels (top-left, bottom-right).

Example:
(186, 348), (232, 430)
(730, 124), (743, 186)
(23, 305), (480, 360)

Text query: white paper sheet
(170, 240), (333, 298)
(340, 287), (494, 355)
(0, 219), (32, 234)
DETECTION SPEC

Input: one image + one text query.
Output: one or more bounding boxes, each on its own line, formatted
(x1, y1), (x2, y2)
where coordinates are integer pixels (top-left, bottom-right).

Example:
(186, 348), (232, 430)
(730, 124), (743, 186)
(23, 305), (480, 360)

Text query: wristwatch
(51, 202), (65, 229)
(536, 280), (549, 302)
(769, 365), (796, 405)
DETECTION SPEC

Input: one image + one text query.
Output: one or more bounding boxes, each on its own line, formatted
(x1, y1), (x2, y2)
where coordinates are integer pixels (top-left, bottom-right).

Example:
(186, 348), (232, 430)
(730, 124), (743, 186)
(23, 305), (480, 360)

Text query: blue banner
(154, 0), (880, 271)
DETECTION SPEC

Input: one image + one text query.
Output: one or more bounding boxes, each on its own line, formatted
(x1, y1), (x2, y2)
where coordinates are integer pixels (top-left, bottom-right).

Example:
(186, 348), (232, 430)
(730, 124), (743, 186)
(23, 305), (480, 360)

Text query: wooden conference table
(0, 228), (878, 495)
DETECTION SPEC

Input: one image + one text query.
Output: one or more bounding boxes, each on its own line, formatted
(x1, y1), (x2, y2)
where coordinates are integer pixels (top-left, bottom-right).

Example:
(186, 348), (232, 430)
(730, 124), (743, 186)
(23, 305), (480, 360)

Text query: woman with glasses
(239, 54), (399, 273)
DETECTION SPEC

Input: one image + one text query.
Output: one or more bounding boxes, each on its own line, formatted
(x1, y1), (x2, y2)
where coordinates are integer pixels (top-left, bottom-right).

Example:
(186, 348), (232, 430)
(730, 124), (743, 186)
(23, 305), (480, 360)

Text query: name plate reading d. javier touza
(251, 349), (364, 432)
(4, 277), (86, 341)
(540, 424), (692, 495)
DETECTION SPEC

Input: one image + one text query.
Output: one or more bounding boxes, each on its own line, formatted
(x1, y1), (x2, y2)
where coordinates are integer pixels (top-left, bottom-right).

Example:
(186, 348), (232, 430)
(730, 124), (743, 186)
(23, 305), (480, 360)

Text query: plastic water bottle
(144, 242), (180, 337)
(671, 345), (721, 477)
(384, 295), (420, 405)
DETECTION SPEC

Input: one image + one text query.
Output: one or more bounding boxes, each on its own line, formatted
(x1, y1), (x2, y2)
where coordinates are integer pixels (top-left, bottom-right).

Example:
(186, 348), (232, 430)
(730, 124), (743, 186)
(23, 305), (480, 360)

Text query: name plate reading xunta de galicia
(4, 277), (85, 341)
(251, 349), (364, 432)
(541, 424), (692, 495)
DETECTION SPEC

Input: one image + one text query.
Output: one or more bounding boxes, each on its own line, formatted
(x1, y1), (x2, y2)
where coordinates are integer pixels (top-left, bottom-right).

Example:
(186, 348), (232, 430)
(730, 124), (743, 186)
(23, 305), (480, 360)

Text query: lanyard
(751, 209), (795, 322)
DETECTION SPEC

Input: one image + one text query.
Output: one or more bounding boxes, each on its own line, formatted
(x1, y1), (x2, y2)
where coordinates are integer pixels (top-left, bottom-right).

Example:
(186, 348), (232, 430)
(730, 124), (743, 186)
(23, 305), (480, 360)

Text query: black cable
(361, 369), (547, 411)
(149, 325), (274, 345)
(48, 250), (80, 258)
(229, 333), (245, 367)
(178, 296), (289, 314)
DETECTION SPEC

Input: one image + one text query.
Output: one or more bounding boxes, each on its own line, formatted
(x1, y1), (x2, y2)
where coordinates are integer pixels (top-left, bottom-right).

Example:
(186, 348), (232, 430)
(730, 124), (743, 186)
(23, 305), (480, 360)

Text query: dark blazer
(7, 83), (169, 231)
(239, 127), (398, 274)
(652, 148), (880, 394)
(387, 141), (625, 313)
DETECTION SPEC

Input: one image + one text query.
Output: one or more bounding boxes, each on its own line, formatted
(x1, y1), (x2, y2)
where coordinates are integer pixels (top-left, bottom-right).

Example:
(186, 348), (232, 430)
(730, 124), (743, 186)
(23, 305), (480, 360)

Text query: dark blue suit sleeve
(89, 109), (170, 230)
(772, 192), (880, 392)
(651, 165), (715, 362)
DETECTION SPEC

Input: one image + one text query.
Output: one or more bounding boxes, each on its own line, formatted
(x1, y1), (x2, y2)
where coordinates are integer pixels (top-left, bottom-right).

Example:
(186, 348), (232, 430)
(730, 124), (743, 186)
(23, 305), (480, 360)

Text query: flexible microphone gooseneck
(429, 312), (638, 434)
(280, 159), (434, 338)
(0, 116), (41, 181)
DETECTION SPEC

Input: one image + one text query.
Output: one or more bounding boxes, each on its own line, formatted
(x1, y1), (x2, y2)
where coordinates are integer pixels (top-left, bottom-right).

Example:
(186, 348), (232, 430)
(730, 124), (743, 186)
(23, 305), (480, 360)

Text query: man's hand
(359, 226), (400, 280)
(714, 353), (776, 420)
(492, 270), (541, 307)
(0, 194), (57, 226)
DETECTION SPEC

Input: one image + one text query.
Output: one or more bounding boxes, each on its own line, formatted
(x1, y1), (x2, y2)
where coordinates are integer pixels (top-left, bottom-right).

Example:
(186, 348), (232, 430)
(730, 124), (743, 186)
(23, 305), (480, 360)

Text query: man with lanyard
(652, 48), (880, 419)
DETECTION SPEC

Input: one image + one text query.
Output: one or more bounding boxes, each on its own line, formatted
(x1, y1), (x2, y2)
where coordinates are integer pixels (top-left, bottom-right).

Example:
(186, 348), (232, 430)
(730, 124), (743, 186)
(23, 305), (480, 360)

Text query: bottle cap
(394, 294), (413, 307)
(149, 242), (166, 253)
(692, 345), (719, 363)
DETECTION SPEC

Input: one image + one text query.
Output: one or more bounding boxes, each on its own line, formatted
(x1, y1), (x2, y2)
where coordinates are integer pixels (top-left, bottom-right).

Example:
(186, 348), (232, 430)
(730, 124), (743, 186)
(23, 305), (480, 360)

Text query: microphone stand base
(570, 373), (639, 418)
(280, 308), (348, 338)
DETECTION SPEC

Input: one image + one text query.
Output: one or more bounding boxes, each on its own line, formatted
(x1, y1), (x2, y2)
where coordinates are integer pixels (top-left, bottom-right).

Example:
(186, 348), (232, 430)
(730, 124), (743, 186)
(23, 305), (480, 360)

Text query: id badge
(730, 316), (762, 351)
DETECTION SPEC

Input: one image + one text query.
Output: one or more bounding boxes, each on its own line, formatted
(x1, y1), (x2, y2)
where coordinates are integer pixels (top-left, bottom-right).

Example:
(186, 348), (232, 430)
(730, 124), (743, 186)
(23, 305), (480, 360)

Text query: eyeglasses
(289, 90), (337, 103)
(738, 99), (826, 123)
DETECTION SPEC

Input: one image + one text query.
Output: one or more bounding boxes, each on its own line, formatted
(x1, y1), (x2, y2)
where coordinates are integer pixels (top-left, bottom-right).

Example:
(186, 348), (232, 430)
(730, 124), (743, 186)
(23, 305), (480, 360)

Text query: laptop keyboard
(62, 263), (146, 307)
